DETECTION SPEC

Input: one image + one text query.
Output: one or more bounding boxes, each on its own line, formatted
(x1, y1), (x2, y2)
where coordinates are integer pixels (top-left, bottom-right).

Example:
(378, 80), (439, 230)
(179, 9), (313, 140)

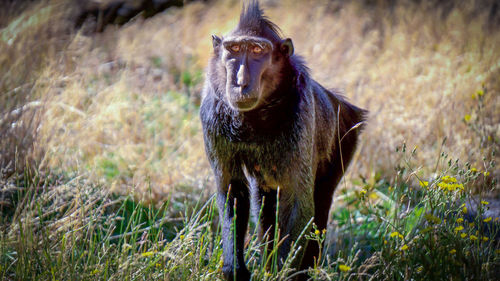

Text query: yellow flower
(390, 231), (404, 239)
(462, 206), (467, 214)
(464, 114), (471, 122)
(471, 168), (478, 173)
(484, 217), (492, 223)
(155, 263), (162, 268)
(141, 251), (155, 257)
(442, 175), (457, 183)
(482, 236), (489, 242)
(481, 200), (489, 205)
(470, 235), (478, 241)
(315, 229), (320, 236)
(416, 266), (424, 273)
(461, 233), (468, 238)
(400, 244), (409, 251)
(360, 190), (367, 196)
(484, 171), (490, 177)
(471, 93), (476, 99)
(419, 181), (429, 188)
(449, 249), (457, 254)
(456, 218), (464, 223)
(454, 226), (464, 232)
(322, 229), (327, 234)
(388, 186), (394, 192)
(384, 239), (388, 245)
(180, 235), (185, 240)
(369, 192), (379, 199)
(437, 182), (447, 190)
(477, 89), (484, 96)
(339, 264), (351, 272)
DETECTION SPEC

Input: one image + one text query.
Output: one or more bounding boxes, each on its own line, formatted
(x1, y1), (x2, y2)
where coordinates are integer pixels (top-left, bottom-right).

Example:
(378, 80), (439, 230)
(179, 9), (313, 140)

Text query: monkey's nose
(236, 64), (250, 88)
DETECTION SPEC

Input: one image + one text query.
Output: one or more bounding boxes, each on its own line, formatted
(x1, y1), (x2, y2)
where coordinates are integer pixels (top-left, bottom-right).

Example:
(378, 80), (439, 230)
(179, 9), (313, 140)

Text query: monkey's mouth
(226, 85), (260, 111)
(232, 97), (258, 111)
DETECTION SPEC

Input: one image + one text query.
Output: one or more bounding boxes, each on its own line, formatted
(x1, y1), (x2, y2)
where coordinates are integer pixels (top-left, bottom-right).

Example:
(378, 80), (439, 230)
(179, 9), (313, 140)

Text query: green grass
(328, 145), (499, 280)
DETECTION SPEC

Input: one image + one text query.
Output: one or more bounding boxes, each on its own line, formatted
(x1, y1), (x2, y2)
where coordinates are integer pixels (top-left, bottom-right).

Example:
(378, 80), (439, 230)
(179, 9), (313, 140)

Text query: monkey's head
(210, 1), (294, 112)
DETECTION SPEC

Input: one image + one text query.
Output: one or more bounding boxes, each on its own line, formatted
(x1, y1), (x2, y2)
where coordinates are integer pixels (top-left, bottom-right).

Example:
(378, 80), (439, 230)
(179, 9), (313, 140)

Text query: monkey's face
(217, 36), (274, 112)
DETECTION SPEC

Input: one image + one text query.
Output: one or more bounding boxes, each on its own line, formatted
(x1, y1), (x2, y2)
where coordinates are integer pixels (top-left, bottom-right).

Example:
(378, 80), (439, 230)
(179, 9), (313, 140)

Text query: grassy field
(1, 0), (499, 280)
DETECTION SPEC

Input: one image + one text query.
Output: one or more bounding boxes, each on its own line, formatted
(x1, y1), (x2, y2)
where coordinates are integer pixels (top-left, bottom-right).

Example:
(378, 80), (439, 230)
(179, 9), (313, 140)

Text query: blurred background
(1, 0), (499, 205)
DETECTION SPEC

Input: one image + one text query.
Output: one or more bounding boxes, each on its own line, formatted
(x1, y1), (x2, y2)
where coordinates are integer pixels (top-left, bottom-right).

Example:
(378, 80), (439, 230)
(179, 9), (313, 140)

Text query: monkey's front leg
(217, 179), (251, 281)
(276, 181), (314, 273)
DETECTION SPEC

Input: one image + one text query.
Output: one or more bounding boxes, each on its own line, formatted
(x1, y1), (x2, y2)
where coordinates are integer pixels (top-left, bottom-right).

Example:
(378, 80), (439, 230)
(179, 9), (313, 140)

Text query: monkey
(199, 1), (366, 280)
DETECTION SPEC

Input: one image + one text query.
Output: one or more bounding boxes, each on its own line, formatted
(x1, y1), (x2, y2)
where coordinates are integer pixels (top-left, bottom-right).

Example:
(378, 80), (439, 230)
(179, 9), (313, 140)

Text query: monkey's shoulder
(309, 81), (366, 126)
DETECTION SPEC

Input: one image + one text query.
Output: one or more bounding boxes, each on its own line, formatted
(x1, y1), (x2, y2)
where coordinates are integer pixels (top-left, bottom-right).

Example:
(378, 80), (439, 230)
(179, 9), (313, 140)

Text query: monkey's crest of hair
(234, 0), (282, 43)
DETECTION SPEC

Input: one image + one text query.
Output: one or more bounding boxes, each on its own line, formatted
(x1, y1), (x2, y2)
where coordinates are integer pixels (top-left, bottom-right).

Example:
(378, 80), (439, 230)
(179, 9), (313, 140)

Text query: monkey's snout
(237, 64), (250, 88)
(238, 85), (253, 95)
(234, 98), (258, 110)
(237, 78), (249, 89)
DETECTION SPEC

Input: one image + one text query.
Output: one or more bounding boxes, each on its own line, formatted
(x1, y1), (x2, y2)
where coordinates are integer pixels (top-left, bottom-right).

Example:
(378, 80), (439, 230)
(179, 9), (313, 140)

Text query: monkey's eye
(252, 46), (263, 54)
(230, 45), (240, 52)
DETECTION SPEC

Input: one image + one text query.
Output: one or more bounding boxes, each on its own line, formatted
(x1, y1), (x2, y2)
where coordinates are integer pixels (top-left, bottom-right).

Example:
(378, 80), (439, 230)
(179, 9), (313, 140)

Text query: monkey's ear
(280, 38), (294, 57)
(212, 35), (222, 50)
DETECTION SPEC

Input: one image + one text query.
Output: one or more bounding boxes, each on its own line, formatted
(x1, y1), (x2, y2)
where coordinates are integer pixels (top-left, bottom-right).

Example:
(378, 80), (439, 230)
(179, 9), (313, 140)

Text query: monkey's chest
(224, 138), (298, 192)
(242, 162), (281, 192)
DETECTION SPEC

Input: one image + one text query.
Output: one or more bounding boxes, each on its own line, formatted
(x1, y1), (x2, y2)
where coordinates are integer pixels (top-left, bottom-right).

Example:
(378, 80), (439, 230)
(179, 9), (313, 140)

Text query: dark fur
(200, 2), (366, 280)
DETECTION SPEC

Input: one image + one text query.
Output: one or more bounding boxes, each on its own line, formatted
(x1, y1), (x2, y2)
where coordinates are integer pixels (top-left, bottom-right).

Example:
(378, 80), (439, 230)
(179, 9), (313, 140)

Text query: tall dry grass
(0, 0), (75, 179)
